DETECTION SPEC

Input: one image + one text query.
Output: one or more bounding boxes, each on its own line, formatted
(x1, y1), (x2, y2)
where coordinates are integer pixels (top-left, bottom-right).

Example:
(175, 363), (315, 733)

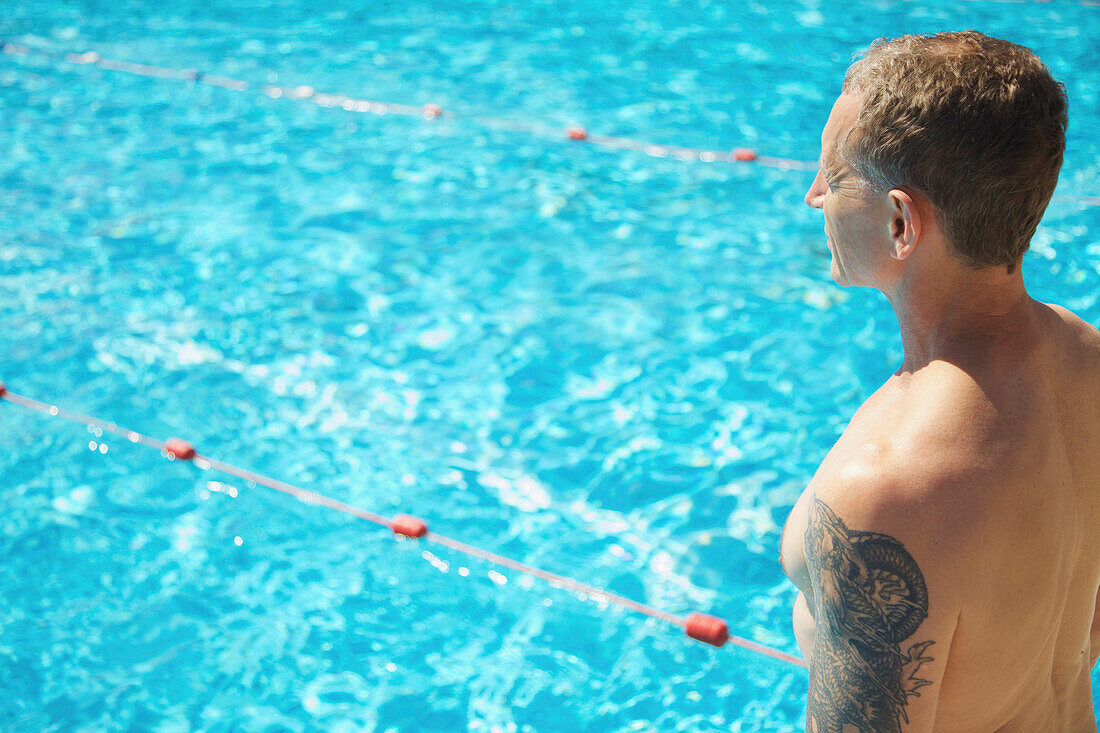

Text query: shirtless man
(779, 32), (1100, 732)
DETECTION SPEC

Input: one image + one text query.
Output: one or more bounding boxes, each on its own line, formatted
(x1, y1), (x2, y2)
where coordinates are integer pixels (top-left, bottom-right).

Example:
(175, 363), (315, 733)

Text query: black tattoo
(805, 497), (935, 733)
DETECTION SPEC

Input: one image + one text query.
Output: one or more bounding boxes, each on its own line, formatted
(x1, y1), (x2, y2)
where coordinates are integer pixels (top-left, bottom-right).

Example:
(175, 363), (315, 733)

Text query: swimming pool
(2, 0), (1098, 729)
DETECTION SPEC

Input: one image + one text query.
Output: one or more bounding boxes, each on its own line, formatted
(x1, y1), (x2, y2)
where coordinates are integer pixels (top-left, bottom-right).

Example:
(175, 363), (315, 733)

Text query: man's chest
(779, 488), (812, 594)
(778, 388), (904, 595)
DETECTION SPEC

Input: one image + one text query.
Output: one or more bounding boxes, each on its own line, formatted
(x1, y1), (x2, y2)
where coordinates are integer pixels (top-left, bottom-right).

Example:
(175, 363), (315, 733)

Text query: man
(779, 31), (1100, 732)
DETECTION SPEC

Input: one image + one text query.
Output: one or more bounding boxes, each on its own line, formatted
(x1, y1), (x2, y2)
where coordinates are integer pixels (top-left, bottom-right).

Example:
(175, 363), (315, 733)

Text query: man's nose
(804, 170), (826, 209)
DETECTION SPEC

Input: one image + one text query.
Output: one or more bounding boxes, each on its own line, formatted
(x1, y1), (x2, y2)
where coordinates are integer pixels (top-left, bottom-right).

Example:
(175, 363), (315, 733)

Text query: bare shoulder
(834, 364), (1020, 491)
(1037, 301), (1100, 440)
(1041, 301), (1100, 361)
(810, 429), (983, 573)
(1043, 300), (1100, 335)
(807, 369), (1010, 592)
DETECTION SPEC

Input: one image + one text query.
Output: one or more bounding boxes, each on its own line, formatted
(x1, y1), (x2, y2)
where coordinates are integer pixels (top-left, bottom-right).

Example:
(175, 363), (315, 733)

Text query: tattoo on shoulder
(805, 497), (936, 733)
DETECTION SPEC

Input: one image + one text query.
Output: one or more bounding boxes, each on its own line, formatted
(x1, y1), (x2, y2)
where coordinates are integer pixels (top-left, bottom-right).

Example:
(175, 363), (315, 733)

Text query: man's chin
(829, 261), (848, 287)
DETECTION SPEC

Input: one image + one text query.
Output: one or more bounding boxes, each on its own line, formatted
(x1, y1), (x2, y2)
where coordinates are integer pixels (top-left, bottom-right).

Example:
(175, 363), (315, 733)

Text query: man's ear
(888, 189), (920, 261)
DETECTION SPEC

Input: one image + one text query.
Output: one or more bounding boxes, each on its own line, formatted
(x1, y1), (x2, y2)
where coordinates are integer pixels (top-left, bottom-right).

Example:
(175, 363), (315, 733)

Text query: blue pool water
(2, 0), (1098, 730)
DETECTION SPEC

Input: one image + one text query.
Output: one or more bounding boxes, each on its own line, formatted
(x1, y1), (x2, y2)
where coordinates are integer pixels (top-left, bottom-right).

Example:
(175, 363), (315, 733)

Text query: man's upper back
(883, 302), (1098, 730)
(791, 300), (1100, 731)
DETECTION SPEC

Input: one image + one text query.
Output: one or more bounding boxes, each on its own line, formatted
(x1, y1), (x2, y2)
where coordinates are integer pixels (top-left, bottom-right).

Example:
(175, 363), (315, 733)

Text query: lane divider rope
(0, 39), (813, 170)
(0, 382), (807, 668)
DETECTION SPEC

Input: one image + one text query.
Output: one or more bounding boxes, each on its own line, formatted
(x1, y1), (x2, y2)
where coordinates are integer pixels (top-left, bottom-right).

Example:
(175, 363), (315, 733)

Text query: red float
(392, 514), (429, 538)
(164, 437), (197, 461)
(685, 612), (730, 647)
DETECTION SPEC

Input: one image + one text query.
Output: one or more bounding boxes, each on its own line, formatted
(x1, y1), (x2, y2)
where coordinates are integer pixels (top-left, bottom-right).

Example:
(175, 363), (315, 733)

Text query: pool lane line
(0, 383), (807, 669)
(0, 39), (816, 171)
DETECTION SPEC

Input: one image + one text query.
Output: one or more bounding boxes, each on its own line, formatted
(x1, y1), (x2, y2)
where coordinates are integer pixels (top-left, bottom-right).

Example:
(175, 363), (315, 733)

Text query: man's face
(804, 94), (895, 288)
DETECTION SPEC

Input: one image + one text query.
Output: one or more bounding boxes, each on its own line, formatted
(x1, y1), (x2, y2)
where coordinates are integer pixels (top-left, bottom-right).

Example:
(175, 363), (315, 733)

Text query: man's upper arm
(803, 481), (960, 733)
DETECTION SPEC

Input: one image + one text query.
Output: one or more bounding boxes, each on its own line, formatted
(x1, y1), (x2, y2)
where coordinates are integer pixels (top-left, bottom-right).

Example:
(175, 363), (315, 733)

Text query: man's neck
(885, 262), (1035, 374)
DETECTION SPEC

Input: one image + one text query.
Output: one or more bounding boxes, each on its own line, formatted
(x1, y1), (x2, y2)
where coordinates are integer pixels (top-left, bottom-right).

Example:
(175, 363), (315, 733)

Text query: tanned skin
(779, 93), (1100, 732)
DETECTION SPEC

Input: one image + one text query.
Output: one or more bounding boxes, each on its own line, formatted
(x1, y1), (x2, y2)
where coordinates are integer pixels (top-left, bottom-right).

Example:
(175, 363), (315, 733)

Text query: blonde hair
(841, 31), (1067, 273)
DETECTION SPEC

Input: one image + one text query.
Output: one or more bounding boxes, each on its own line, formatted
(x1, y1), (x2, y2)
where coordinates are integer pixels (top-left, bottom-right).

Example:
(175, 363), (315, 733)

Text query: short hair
(840, 31), (1067, 272)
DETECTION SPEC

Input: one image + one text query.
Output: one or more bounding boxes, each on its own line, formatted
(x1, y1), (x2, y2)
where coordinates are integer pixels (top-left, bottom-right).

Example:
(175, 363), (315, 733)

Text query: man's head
(825, 31), (1067, 275)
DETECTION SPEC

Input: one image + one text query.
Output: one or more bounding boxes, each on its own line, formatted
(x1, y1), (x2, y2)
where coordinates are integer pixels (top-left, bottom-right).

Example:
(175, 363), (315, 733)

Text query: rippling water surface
(1, 0), (1098, 730)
